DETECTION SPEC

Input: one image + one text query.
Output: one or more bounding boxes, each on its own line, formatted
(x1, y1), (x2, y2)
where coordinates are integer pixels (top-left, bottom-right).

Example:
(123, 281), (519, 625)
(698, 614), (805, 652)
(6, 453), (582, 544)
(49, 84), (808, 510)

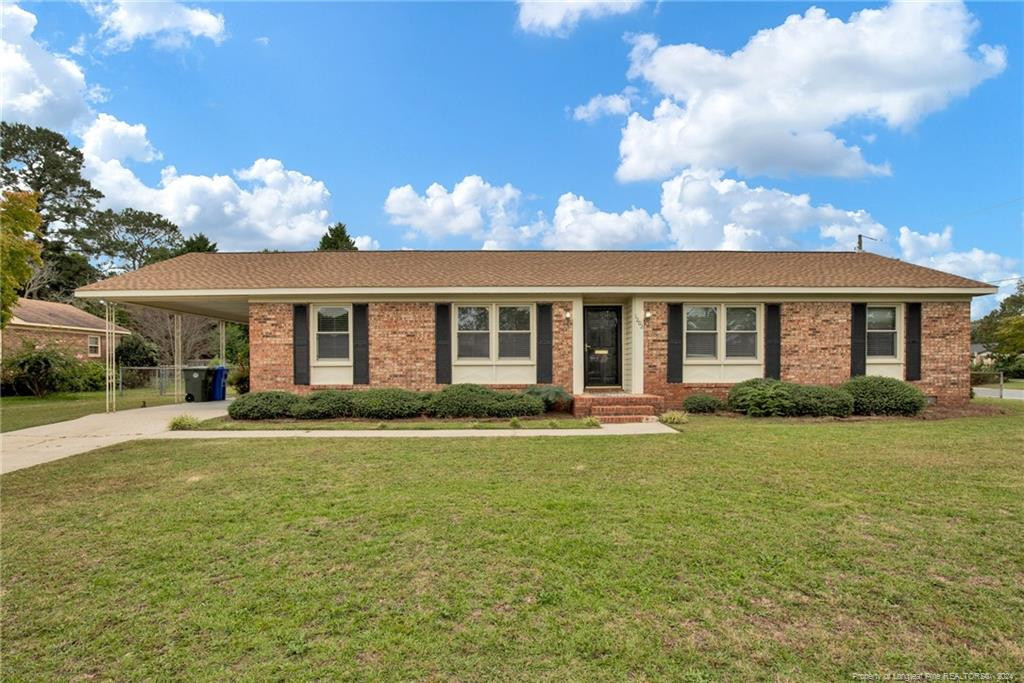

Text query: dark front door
(584, 306), (621, 387)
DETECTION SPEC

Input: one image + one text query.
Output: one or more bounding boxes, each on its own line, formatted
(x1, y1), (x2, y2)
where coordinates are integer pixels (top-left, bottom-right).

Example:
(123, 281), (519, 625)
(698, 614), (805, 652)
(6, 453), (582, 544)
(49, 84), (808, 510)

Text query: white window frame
(682, 303), (763, 365)
(866, 304), (901, 361)
(310, 303), (353, 367)
(453, 303), (535, 365)
(87, 335), (100, 357)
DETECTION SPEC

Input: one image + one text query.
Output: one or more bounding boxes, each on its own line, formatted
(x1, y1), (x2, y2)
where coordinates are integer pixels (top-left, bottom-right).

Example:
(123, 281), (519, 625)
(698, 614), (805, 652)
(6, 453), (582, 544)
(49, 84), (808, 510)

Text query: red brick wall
(912, 301), (971, 405)
(249, 303), (296, 393)
(248, 301), (575, 393)
(641, 299), (971, 408)
(2, 325), (113, 361)
(780, 301), (852, 386)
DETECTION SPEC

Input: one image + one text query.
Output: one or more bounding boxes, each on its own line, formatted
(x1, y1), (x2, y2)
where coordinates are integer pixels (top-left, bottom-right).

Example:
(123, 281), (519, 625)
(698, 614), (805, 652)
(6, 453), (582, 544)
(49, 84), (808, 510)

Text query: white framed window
(866, 305), (897, 358)
(685, 306), (718, 359)
(725, 306), (758, 358)
(683, 304), (761, 362)
(88, 335), (100, 357)
(457, 305), (491, 359)
(498, 305), (531, 359)
(455, 303), (533, 362)
(314, 305), (351, 362)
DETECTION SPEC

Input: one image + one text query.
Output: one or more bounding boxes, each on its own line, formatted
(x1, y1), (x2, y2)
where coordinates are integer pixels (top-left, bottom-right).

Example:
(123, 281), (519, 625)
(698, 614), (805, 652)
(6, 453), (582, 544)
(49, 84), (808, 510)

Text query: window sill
(312, 360), (353, 367)
(453, 359), (535, 366)
(683, 358), (761, 365)
(866, 357), (902, 364)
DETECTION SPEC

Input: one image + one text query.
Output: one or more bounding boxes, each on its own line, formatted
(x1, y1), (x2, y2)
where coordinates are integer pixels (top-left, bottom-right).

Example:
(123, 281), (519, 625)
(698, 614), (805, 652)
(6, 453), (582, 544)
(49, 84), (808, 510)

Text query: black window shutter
(536, 303), (553, 384)
(435, 303), (452, 384)
(905, 303), (922, 381)
(293, 304), (310, 385)
(850, 303), (867, 377)
(353, 303), (369, 385)
(764, 303), (781, 380)
(667, 303), (683, 384)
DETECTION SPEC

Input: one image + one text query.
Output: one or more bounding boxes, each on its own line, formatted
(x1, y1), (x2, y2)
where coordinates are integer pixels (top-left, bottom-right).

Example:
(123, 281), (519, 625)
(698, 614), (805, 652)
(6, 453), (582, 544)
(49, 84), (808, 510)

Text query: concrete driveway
(1, 401), (231, 474)
(974, 387), (1024, 400)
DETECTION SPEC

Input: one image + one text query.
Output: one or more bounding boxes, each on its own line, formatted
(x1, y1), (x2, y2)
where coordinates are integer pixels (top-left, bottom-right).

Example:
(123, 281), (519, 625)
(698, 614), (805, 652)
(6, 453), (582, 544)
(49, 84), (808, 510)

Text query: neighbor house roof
(76, 250), (993, 293)
(10, 298), (129, 333)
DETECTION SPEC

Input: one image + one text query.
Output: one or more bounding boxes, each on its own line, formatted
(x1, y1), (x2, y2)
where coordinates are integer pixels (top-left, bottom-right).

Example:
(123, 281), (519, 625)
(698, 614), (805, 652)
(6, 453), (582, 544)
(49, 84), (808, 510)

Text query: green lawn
(978, 379), (1024, 389)
(1, 388), (178, 432)
(2, 403), (1023, 679)
(197, 415), (596, 430)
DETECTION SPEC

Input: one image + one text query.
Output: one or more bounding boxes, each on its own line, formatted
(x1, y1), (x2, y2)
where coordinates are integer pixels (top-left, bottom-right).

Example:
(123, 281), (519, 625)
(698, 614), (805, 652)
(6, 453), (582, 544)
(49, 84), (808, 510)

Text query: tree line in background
(0, 121), (360, 373)
(971, 280), (1024, 378)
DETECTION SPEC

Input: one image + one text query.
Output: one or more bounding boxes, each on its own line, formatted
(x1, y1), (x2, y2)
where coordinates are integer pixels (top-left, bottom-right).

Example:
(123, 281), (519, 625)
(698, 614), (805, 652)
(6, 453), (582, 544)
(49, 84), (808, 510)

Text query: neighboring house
(75, 251), (995, 417)
(2, 298), (129, 361)
(970, 343), (995, 366)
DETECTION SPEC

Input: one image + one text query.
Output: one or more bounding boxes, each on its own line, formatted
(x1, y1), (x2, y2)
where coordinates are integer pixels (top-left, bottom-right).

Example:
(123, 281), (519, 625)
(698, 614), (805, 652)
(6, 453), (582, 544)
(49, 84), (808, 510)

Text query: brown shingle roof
(12, 298), (129, 332)
(76, 250), (992, 292)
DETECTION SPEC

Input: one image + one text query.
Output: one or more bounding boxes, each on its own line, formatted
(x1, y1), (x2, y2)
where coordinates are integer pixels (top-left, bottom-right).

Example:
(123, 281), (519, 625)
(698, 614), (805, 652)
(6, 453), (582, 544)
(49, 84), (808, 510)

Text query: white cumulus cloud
(572, 87), (637, 122)
(517, 0), (642, 37)
(81, 113), (162, 162)
(617, 2), (1006, 181)
(353, 235), (380, 251)
(542, 192), (664, 249)
(89, 0), (226, 51)
(659, 169), (887, 250)
(0, 3), (93, 130)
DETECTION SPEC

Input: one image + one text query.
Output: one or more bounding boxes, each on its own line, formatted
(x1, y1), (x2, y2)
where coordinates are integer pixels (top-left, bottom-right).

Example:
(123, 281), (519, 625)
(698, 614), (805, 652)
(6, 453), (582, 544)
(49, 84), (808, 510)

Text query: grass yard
(196, 415), (596, 430)
(978, 379), (1024, 390)
(0, 388), (177, 432)
(3, 402), (1023, 679)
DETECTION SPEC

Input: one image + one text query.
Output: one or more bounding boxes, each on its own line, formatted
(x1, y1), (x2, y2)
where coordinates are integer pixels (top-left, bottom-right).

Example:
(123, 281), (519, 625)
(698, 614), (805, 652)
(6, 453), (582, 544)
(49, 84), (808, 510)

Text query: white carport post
(218, 320), (226, 364)
(173, 313), (183, 403)
(104, 301), (116, 412)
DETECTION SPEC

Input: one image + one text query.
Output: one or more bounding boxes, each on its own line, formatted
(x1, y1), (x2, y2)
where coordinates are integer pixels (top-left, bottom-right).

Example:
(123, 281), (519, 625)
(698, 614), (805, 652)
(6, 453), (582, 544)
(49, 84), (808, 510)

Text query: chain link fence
(118, 365), (236, 397)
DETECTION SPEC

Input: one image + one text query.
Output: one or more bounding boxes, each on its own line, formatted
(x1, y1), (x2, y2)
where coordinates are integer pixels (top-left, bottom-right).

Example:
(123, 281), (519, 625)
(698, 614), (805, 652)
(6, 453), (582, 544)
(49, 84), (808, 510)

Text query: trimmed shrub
(841, 376), (927, 416)
(739, 381), (797, 417)
(56, 361), (105, 392)
(1, 345), (72, 397)
(791, 385), (854, 418)
(682, 393), (723, 414)
(228, 391), (302, 420)
(168, 414), (201, 431)
(425, 384), (544, 418)
(349, 388), (427, 419)
(289, 390), (355, 419)
(727, 378), (784, 414)
(522, 385), (573, 412)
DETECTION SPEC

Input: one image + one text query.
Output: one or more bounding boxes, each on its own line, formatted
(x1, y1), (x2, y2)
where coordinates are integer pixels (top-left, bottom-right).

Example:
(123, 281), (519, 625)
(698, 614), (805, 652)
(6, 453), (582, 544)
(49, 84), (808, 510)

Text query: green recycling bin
(182, 367), (213, 402)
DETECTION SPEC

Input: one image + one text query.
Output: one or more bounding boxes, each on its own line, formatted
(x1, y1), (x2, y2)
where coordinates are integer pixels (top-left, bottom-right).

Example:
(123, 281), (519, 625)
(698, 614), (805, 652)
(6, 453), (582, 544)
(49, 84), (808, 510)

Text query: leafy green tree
(95, 208), (183, 272)
(317, 222), (358, 251)
(0, 192), (43, 328)
(973, 280), (1023, 346)
(115, 334), (161, 367)
(993, 314), (1024, 356)
(23, 241), (102, 301)
(146, 231), (218, 264)
(0, 123), (102, 251)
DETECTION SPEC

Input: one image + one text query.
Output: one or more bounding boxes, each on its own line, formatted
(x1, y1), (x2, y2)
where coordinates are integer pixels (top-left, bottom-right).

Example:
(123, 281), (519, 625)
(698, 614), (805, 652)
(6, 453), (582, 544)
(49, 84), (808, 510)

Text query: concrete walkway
(1, 403), (675, 474)
(974, 387), (1024, 401)
(1, 401), (231, 474)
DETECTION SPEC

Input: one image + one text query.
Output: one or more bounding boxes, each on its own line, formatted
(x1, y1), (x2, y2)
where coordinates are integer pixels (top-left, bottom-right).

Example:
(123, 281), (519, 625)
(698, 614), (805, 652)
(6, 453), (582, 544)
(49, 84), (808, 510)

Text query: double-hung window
(685, 306), (718, 359)
(456, 304), (533, 361)
(866, 306), (897, 358)
(497, 306), (531, 359)
(684, 304), (760, 361)
(315, 306), (351, 361)
(457, 306), (491, 359)
(88, 335), (100, 357)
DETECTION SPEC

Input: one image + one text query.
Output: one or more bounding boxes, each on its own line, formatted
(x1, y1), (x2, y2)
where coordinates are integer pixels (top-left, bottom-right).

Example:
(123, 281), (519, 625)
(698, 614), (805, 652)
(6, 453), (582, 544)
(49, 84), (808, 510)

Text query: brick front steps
(573, 393), (665, 424)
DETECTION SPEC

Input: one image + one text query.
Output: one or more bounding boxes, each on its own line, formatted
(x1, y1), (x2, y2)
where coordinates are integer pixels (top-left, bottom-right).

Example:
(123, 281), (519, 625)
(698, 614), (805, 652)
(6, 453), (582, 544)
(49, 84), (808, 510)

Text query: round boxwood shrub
(349, 388), (426, 419)
(425, 384), (544, 418)
(228, 391), (302, 420)
(727, 378), (785, 414)
(290, 390), (354, 419)
(840, 376), (927, 416)
(791, 385), (854, 418)
(522, 385), (573, 412)
(738, 381), (797, 417)
(682, 393), (723, 414)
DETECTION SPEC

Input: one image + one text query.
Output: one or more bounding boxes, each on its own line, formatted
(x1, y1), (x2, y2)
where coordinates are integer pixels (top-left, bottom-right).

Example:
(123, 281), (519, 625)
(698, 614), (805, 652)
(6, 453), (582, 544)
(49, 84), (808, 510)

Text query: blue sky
(4, 1), (1022, 313)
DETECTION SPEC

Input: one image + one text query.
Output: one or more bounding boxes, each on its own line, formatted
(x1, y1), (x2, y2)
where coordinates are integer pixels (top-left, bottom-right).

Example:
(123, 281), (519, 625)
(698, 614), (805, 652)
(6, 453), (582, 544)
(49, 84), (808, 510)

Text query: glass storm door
(584, 306), (621, 387)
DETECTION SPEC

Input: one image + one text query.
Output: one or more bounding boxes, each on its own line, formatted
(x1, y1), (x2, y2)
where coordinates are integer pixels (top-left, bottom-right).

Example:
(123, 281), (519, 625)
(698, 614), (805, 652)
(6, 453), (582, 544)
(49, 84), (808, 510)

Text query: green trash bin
(182, 367), (212, 402)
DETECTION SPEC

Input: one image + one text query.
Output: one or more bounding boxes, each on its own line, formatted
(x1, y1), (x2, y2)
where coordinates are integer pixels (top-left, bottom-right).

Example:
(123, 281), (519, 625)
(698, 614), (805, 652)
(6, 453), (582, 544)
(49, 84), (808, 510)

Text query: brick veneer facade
(248, 301), (574, 393)
(641, 300), (971, 408)
(2, 325), (114, 361)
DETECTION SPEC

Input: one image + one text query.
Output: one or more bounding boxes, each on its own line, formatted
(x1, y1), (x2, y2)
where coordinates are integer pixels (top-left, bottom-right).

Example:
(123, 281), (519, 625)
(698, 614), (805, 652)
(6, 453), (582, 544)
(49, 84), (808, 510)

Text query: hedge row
(682, 376), (927, 418)
(228, 384), (554, 421)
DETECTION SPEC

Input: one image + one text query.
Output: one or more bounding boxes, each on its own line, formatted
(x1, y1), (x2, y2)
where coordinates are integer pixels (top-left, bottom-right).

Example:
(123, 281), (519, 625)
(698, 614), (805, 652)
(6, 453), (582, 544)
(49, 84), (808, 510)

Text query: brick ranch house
(2, 297), (128, 361)
(75, 251), (994, 419)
